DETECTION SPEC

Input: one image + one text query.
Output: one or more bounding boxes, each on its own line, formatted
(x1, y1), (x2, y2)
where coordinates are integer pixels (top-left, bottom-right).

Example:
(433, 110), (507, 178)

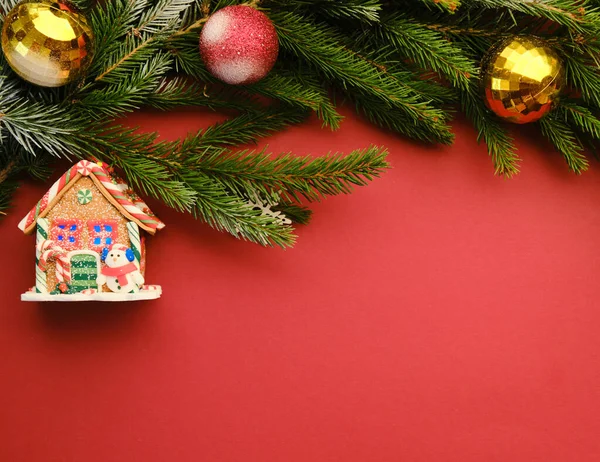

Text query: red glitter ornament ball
(199, 5), (279, 85)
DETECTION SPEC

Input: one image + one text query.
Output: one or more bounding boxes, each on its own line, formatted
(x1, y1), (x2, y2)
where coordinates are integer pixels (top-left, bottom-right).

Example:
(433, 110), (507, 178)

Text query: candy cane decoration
(91, 166), (164, 232)
(126, 222), (141, 270)
(19, 163), (80, 233)
(35, 218), (49, 293)
(37, 240), (71, 285)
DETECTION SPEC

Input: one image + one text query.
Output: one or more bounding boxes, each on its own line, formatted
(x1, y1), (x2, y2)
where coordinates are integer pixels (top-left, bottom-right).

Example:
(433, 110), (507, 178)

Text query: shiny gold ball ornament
(1, 0), (93, 87)
(481, 36), (564, 124)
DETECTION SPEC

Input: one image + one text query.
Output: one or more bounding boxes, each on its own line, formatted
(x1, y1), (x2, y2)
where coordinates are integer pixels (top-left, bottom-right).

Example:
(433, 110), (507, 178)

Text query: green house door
(70, 253), (99, 293)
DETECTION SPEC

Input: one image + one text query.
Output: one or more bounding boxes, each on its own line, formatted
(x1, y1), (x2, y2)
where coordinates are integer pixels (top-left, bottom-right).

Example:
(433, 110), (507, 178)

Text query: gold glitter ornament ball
(481, 36), (564, 124)
(1, 0), (93, 87)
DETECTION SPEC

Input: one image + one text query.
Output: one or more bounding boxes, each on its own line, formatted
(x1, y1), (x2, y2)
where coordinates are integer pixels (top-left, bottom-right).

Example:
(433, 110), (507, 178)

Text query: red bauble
(199, 5), (279, 85)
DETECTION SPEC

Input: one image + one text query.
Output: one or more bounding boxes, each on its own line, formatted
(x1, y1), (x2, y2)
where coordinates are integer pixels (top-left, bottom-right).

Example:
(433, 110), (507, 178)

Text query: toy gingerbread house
(19, 160), (164, 301)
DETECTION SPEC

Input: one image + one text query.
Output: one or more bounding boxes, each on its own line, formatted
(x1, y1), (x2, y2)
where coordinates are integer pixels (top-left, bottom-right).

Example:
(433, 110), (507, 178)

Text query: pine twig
(270, 10), (454, 144)
(539, 114), (589, 174)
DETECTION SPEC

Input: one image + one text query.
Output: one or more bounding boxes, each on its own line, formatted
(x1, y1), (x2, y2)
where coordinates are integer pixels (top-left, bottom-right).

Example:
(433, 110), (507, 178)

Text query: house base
(21, 286), (162, 302)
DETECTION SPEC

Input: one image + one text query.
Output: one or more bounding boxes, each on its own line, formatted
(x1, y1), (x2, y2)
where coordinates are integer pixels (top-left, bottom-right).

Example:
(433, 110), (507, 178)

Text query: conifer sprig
(416, 0), (460, 13)
(465, 0), (594, 34)
(540, 115), (589, 174)
(557, 100), (600, 141)
(373, 13), (476, 91)
(271, 10), (453, 144)
(459, 83), (519, 176)
(193, 146), (389, 204)
(268, 0), (382, 23)
(2, 0), (600, 240)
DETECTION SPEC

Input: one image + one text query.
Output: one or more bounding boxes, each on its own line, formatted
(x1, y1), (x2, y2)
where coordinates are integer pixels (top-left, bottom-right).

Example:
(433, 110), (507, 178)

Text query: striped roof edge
(18, 160), (165, 235)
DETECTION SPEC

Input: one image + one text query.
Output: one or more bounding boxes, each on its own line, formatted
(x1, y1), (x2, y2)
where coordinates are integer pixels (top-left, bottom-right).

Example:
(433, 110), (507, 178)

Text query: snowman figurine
(97, 244), (144, 293)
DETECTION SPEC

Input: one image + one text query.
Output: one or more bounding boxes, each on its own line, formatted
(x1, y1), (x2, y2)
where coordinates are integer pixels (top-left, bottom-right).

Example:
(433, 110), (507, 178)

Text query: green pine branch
(268, 0), (382, 23)
(349, 92), (451, 143)
(373, 13), (477, 90)
(563, 55), (600, 110)
(539, 114), (589, 174)
(0, 159), (17, 216)
(3, 0), (600, 241)
(460, 83), (519, 176)
(144, 78), (258, 112)
(247, 71), (343, 129)
(557, 99), (600, 140)
(272, 202), (312, 225)
(179, 107), (308, 155)
(89, 0), (150, 76)
(190, 145), (389, 204)
(85, 128), (300, 247)
(78, 53), (173, 118)
(176, 168), (299, 247)
(415, 0), (460, 13)
(463, 0), (596, 34)
(270, 10), (454, 144)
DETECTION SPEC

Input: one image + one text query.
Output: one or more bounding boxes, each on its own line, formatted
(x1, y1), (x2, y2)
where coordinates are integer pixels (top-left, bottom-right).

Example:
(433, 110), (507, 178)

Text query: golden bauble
(1, 0), (93, 87)
(481, 36), (563, 124)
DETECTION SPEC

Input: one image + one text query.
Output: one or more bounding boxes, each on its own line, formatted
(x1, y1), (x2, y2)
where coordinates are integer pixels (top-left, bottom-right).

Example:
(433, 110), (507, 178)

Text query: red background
(1, 106), (600, 461)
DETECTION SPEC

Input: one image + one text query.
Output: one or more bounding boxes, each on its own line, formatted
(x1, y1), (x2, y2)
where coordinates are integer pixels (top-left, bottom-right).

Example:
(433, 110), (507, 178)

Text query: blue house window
(88, 220), (118, 250)
(50, 220), (81, 250)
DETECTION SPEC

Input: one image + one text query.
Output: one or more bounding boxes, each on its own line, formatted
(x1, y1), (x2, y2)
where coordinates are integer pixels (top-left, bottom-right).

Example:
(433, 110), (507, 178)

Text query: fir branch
(268, 0), (382, 23)
(373, 13), (477, 90)
(557, 99), (600, 140)
(137, 0), (195, 33)
(89, 0), (150, 76)
(416, 0), (460, 13)
(86, 125), (300, 246)
(0, 177), (17, 216)
(170, 38), (343, 128)
(539, 115), (589, 174)
(184, 170), (298, 247)
(247, 72), (343, 129)
(181, 0), (207, 28)
(192, 145), (389, 203)
(460, 83), (519, 176)
(0, 0), (19, 18)
(168, 31), (214, 80)
(562, 55), (600, 110)
(0, 159), (16, 184)
(271, 10), (453, 144)
(344, 34), (457, 104)
(21, 153), (54, 181)
(84, 117), (312, 246)
(77, 128), (199, 212)
(94, 33), (165, 84)
(79, 53), (173, 118)
(272, 202), (312, 225)
(144, 78), (258, 111)
(1, 101), (88, 157)
(463, 0), (594, 34)
(178, 169), (296, 246)
(350, 92), (452, 143)
(391, 75), (457, 105)
(94, 134), (298, 247)
(179, 107), (308, 156)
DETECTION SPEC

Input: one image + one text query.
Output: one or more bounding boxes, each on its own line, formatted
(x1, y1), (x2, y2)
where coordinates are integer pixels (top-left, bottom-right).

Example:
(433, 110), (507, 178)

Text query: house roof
(18, 160), (165, 235)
